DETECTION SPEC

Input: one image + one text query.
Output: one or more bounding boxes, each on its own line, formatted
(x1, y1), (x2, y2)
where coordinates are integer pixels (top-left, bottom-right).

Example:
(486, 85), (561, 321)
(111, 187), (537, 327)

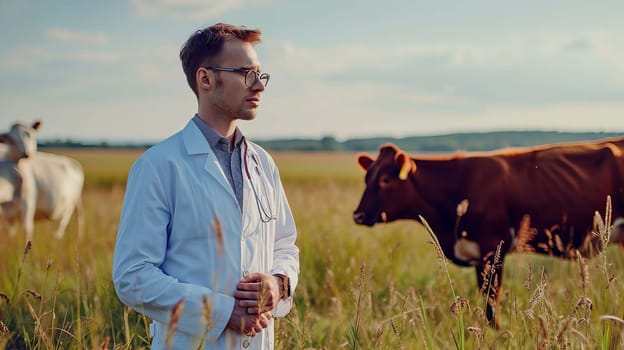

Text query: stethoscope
(243, 139), (277, 223)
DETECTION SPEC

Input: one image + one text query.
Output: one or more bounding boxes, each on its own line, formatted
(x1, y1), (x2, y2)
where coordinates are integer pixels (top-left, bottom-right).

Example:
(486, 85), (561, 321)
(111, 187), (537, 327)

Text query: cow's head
(0, 121), (41, 162)
(353, 143), (417, 226)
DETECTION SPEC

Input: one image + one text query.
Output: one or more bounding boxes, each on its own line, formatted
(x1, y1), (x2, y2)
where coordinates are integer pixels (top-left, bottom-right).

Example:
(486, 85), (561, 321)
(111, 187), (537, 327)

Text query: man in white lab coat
(112, 23), (300, 349)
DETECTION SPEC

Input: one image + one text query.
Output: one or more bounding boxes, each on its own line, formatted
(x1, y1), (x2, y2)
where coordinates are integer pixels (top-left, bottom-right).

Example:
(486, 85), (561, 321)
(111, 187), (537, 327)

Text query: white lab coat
(112, 119), (300, 350)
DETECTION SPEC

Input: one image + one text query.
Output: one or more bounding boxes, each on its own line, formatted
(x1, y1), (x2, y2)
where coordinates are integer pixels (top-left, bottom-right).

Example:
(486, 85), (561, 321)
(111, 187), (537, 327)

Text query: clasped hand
(227, 272), (281, 336)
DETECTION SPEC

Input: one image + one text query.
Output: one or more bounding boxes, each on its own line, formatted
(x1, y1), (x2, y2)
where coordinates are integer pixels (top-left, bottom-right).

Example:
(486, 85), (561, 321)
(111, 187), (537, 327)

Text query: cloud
(129, 0), (266, 19)
(45, 27), (109, 43)
(261, 33), (624, 109)
(563, 38), (592, 51)
(2, 46), (121, 70)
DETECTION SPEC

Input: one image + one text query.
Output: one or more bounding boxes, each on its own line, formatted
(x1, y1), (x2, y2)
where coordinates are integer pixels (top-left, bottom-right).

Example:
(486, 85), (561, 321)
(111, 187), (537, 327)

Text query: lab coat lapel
(181, 120), (236, 200)
(241, 141), (261, 234)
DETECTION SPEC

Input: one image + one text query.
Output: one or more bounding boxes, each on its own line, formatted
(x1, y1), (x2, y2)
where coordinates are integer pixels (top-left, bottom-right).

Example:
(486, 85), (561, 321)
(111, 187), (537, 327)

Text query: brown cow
(353, 138), (624, 327)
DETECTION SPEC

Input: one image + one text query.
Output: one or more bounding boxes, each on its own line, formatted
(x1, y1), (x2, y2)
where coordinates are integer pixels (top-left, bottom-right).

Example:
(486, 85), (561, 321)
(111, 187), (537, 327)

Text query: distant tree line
(39, 139), (153, 149)
(39, 130), (623, 153)
(254, 131), (623, 152)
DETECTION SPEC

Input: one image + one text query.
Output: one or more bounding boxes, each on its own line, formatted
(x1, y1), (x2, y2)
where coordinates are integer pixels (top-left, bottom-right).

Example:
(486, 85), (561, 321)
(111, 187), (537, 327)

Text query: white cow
(0, 161), (31, 236)
(0, 123), (39, 238)
(1, 121), (84, 239)
(31, 151), (85, 239)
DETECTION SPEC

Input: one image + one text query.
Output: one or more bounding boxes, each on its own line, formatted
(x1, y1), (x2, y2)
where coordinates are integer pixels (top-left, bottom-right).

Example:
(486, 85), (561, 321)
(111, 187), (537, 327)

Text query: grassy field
(1, 148), (623, 349)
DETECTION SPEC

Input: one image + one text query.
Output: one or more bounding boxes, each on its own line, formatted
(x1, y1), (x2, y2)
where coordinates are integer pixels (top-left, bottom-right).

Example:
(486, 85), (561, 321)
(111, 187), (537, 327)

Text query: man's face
(210, 39), (266, 121)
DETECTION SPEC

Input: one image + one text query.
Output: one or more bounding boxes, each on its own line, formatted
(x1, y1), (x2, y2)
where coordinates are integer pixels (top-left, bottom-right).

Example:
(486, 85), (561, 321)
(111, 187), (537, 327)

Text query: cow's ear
(357, 154), (374, 171)
(396, 152), (415, 180)
(32, 120), (42, 130)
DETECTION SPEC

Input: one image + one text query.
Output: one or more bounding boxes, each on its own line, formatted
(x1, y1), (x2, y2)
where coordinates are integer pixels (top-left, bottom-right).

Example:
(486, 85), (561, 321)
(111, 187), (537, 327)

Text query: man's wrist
(273, 274), (290, 300)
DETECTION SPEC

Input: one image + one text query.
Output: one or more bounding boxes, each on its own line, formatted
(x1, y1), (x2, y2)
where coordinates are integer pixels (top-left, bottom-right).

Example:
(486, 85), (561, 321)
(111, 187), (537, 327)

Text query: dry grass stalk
(213, 218), (224, 257)
(480, 241), (504, 310)
(524, 263), (534, 290)
(554, 234), (565, 256)
(26, 300), (54, 349)
(390, 318), (403, 350)
(593, 196), (614, 285)
(346, 260), (367, 350)
(568, 328), (589, 347)
(23, 289), (42, 300)
(537, 315), (549, 350)
(513, 215), (536, 253)
(575, 250), (589, 297)
(12, 240), (33, 302)
(472, 306), (486, 325)
(24, 240), (32, 255)
(99, 336), (110, 350)
(544, 229), (555, 256)
(566, 256), (593, 334)
(372, 326), (383, 348)
(420, 215), (457, 299)
(0, 321), (8, 337)
(122, 306), (132, 347)
(525, 267), (547, 320)
(196, 296), (214, 350)
(599, 315), (624, 325)
(165, 297), (185, 348)
(555, 314), (575, 346)
(449, 297), (470, 316)
(573, 297), (592, 314)
(201, 296), (213, 328)
(488, 330), (513, 349)
(467, 326), (483, 343)
(45, 257), (53, 271)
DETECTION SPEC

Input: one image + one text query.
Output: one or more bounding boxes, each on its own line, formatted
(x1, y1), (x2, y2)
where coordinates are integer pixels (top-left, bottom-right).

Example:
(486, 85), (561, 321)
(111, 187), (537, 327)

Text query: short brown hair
(180, 23), (262, 96)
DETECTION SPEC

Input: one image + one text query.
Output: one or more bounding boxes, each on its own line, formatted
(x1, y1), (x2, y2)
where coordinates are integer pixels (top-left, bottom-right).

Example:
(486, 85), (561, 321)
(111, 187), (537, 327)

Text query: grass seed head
(213, 219), (224, 257)
(0, 321), (8, 336)
(23, 240), (32, 255)
(23, 289), (42, 300)
(449, 297), (470, 316)
(166, 297), (185, 346)
(201, 295), (213, 327)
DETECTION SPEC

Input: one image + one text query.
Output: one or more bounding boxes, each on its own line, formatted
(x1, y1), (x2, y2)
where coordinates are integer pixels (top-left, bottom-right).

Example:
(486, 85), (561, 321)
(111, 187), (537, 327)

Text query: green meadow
(1, 148), (623, 349)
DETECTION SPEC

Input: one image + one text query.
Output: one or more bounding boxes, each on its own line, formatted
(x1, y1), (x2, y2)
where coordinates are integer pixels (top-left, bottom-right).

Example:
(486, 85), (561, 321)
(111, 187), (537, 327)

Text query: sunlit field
(1, 148), (623, 349)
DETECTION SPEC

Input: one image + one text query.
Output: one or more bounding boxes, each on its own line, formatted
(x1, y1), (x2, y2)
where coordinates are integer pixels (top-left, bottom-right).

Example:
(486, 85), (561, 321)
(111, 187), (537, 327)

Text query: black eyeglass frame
(203, 66), (270, 87)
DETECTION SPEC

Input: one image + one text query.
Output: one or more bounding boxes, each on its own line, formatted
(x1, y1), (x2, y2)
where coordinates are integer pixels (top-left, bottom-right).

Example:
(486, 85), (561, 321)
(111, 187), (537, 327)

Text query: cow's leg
(54, 206), (74, 239)
(476, 253), (505, 328)
(1, 203), (16, 236)
(75, 195), (85, 240)
(21, 198), (35, 241)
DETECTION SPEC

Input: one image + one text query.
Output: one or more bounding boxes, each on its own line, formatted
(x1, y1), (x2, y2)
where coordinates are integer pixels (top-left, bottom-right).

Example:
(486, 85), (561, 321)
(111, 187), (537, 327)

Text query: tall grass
(1, 149), (623, 349)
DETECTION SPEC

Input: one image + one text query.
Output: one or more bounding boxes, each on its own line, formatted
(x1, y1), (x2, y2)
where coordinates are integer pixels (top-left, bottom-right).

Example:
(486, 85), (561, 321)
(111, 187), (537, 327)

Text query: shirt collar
(192, 114), (245, 151)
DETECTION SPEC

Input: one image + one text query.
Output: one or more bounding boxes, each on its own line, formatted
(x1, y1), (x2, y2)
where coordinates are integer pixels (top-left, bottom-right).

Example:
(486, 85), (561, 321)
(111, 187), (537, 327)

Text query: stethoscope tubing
(243, 140), (277, 223)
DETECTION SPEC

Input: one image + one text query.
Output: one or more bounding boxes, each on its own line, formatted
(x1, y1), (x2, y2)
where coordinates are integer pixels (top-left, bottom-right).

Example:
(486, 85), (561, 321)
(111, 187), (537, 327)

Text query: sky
(1, 0), (623, 143)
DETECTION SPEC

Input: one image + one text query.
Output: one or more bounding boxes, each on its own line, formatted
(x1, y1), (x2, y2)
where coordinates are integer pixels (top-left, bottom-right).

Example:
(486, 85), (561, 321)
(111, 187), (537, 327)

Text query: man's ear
(196, 67), (212, 90)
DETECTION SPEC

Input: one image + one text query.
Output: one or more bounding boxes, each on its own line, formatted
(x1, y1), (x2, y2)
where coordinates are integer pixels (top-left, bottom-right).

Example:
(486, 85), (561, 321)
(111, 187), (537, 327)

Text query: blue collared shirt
(192, 114), (244, 211)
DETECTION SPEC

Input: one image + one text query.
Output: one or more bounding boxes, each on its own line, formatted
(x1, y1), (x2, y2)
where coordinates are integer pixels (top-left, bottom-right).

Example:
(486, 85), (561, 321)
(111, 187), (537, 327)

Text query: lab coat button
(243, 339), (250, 348)
(243, 270), (250, 277)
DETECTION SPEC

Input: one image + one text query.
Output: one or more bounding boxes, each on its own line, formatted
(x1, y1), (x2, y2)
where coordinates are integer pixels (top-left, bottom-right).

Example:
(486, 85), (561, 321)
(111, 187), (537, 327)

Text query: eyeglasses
(203, 66), (270, 88)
